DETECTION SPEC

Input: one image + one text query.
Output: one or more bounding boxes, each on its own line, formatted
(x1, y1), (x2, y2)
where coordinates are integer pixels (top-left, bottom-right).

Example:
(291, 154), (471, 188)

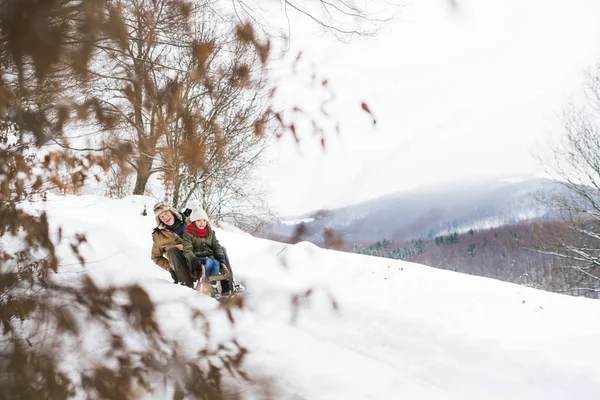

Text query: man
(151, 202), (194, 286)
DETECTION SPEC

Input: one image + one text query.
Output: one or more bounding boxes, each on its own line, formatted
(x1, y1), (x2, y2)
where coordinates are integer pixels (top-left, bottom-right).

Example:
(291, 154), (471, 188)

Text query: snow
(11, 194), (600, 399)
(280, 217), (316, 225)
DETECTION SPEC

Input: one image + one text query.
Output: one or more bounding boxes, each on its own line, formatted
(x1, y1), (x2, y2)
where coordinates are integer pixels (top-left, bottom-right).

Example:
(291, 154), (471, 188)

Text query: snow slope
(18, 195), (600, 399)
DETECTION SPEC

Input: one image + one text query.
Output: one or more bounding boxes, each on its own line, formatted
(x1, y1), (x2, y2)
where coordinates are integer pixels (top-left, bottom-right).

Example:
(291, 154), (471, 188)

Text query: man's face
(159, 210), (175, 226)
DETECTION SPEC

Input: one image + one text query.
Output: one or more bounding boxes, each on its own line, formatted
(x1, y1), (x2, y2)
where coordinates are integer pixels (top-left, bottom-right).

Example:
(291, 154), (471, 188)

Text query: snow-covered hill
(269, 178), (567, 243)
(15, 194), (600, 399)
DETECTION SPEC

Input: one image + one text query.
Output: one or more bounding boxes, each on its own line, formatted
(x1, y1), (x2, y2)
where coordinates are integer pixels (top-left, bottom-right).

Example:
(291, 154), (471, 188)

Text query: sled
(194, 263), (240, 300)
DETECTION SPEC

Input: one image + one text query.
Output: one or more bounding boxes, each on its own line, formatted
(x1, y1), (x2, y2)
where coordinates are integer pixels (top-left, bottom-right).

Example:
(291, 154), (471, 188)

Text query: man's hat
(153, 202), (171, 218)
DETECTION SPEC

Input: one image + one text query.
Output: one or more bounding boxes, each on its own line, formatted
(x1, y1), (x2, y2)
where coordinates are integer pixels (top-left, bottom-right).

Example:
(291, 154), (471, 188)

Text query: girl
(182, 209), (228, 289)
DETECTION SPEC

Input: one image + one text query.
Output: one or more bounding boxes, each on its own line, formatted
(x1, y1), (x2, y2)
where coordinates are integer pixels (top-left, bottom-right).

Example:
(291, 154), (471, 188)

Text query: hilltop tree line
(342, 61), (600, 301)
(350, 219), (600, 298)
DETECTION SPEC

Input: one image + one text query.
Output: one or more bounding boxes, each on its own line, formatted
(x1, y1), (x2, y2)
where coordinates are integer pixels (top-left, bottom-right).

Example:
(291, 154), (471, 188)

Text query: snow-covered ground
(14, 194), (600, 399)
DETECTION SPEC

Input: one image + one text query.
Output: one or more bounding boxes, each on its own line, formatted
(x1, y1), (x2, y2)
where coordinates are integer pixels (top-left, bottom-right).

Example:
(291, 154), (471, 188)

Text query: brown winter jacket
(182, 223), (225, 266)
(151, 208), (187, 271)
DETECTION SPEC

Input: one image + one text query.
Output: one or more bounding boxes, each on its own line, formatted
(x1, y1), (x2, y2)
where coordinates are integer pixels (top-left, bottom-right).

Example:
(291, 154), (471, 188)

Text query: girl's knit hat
(189, 208), (209, 222)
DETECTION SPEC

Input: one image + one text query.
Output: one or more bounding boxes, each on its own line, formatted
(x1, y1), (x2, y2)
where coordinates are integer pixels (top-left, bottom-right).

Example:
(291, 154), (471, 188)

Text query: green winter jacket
(182, 224), (226, 266)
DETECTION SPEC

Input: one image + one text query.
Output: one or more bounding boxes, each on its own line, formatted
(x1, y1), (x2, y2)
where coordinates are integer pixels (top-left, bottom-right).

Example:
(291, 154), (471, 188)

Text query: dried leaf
(361, 101), (377, 125)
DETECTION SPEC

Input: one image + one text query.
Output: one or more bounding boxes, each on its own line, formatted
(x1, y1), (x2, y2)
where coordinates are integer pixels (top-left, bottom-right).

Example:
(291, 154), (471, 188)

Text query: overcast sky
(256, 0), (600, 217)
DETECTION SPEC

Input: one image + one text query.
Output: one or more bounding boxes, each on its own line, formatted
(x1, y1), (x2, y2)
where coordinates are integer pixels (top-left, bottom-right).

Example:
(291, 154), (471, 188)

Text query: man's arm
(151, 235), (171, 270)
(182, 232), (196, 265)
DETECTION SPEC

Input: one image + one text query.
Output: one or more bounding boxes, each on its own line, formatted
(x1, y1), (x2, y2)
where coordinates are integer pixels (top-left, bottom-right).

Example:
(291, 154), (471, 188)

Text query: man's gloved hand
(169, 268), (179, 284)
(218, 259), (230, 276)
(191, 257), (204, 275)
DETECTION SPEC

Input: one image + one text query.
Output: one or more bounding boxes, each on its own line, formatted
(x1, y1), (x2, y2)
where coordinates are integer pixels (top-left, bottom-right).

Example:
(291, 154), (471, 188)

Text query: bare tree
(51, 0), (387, 199)
(66, 0), (210, 196)
(155, 22), (275, 228)
(536, 65), (600, 297)
(229, 0), (396, 42)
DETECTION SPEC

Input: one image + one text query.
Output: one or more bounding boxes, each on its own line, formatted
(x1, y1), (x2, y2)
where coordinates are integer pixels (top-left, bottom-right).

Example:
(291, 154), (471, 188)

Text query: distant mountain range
(264, 178), (568, 244)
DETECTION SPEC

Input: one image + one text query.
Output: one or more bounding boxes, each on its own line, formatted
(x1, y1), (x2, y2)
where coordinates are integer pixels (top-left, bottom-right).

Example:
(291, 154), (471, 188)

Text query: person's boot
(221, 279), (231, 296)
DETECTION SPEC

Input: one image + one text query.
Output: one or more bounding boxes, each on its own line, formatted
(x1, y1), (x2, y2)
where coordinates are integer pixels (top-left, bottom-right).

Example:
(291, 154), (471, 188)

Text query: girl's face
(194, 219), (207, 228)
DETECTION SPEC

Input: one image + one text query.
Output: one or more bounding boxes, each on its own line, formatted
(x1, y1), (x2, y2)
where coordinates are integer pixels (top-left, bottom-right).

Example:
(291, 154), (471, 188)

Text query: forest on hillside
(349, 219), (599, 298)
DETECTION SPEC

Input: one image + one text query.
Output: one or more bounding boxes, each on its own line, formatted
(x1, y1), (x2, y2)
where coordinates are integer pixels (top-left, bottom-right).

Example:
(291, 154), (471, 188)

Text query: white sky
(14, 194), (600, 398)
(258, 0), (600, 216)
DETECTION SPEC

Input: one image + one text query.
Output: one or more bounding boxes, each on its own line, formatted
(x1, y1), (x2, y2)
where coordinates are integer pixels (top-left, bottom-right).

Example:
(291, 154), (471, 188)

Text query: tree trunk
(133, 153), (153, 195)
(132, 12), (147, 196)
(172, 173), (182, 209)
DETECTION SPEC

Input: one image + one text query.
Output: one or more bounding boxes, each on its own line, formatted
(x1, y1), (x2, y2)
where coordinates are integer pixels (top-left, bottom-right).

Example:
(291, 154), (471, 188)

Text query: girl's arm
(211, 232), (225, 261)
